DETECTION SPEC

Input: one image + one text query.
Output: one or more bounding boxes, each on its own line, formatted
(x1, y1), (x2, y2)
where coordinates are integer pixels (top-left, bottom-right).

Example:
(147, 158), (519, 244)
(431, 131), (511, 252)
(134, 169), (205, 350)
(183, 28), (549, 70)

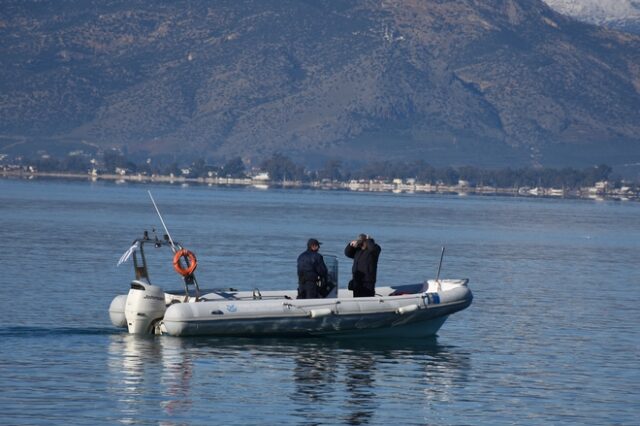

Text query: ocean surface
(0, 178), (638, 425)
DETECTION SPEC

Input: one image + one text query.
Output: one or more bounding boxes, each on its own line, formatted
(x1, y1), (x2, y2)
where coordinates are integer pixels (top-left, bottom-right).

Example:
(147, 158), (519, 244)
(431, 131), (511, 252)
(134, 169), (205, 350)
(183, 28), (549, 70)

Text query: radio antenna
(435, 246), (445, 291)
(148, 191), (177, 253)
(435, 246), (445, 282)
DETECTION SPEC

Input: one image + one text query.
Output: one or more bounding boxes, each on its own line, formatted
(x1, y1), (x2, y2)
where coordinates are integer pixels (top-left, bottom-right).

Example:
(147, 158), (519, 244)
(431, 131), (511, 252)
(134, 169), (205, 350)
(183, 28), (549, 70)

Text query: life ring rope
(173, 249), (197, 277)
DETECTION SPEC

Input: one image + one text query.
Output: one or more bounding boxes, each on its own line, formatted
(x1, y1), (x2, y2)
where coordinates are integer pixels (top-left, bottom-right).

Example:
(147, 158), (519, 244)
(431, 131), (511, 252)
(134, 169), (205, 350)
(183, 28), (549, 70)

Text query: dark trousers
(353, 281), (375, 298)
(297, 281), (319, 299)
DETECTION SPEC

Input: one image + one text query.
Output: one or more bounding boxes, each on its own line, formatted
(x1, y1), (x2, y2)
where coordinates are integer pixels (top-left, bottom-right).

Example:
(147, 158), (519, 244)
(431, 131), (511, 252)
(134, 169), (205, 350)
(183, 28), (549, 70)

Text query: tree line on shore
(11, 151), (622, 189)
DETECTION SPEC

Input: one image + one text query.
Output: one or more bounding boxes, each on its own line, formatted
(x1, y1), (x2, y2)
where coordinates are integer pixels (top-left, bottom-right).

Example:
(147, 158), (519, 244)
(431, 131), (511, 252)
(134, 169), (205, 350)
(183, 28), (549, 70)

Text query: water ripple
(1, 181), (639, 425)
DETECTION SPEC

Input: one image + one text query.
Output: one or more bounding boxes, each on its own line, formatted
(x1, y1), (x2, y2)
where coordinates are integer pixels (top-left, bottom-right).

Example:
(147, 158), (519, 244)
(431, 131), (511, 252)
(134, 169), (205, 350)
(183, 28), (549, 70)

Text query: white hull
(110, 279), (472, 338)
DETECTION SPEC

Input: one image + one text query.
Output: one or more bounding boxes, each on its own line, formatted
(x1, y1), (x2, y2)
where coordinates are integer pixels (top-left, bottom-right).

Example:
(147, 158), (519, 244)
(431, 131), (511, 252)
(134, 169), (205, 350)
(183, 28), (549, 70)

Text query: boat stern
(124, 280), (167, 334)
(108, 294), (128, 328)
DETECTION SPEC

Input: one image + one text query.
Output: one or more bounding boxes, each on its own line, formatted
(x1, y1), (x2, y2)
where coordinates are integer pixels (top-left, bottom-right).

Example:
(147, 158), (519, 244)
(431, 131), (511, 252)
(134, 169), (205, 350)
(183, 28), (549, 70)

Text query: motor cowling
(124, 280), (167, 334)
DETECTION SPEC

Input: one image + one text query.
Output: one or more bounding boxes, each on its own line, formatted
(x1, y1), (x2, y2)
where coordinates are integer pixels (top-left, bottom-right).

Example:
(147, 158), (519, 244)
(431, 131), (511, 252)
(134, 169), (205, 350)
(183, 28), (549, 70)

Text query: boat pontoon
(109, 232), (472, 337)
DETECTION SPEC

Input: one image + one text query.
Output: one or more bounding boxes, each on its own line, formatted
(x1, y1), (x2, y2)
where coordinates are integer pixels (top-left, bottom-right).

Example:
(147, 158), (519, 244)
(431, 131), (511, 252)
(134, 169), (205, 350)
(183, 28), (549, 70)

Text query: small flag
(117, 241), (139, 266)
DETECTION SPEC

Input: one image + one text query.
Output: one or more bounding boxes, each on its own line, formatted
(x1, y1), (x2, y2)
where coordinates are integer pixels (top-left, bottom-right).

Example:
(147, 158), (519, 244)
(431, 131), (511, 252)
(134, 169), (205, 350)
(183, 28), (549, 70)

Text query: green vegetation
(4, 151), (626, 189)
(260, 153), (306, 182)
(345, 160), (614, 188)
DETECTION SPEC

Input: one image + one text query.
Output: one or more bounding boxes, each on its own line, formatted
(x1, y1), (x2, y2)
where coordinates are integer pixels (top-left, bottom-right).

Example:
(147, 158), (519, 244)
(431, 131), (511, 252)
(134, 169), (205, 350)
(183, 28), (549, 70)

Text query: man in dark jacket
(344, 234), (382, 297)
(297, 238), (329, 299)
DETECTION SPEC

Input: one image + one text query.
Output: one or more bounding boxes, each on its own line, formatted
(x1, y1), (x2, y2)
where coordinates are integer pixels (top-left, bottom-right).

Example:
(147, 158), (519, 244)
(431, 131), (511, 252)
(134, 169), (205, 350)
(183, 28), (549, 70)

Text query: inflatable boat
(109, 232), (472, 338)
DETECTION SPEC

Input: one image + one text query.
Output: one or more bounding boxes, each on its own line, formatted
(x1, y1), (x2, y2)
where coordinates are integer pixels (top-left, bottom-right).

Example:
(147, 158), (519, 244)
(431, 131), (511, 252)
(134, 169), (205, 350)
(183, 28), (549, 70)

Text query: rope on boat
(283, 301), (340, 317)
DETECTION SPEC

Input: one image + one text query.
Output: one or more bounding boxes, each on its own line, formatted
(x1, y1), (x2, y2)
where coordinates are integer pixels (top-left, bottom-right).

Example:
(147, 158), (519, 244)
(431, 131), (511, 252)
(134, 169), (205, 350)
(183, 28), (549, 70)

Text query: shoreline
(1, 170), (637, 202)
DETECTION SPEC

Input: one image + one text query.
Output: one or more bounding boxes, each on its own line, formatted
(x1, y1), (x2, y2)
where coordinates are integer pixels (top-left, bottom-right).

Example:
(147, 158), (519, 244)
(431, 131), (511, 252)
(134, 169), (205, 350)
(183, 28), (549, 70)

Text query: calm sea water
(0, 178), (638, 425)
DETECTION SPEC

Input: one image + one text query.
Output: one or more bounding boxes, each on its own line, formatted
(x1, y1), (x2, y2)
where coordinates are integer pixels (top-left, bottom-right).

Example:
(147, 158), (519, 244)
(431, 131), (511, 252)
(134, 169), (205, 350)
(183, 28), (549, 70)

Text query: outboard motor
(124, 280), (167, 334)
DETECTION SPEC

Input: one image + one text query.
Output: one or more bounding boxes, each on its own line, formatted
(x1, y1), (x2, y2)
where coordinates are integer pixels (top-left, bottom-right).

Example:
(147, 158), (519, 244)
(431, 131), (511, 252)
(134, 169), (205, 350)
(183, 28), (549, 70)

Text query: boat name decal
(226, 304), (237, 313)
(144, 295), (164, 301)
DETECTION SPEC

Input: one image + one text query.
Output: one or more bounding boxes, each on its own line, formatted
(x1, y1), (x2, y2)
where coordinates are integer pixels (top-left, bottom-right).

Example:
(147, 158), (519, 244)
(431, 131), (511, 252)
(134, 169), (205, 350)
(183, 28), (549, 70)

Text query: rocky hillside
(1, 0), (639, 169)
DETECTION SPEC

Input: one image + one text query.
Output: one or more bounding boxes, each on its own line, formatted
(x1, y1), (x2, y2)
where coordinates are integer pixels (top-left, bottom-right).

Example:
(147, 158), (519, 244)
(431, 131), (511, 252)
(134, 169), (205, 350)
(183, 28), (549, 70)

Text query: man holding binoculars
(344, 233), (382, 297)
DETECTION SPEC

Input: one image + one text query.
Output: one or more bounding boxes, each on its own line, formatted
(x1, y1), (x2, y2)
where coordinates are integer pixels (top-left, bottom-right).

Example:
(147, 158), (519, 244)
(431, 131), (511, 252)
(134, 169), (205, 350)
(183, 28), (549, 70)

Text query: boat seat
(388, 283), (424, 296)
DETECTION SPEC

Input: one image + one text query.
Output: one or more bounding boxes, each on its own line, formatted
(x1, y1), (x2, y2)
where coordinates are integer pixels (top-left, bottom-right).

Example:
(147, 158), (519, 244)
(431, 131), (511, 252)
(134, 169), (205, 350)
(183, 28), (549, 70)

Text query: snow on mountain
(543, 0), (640, 28)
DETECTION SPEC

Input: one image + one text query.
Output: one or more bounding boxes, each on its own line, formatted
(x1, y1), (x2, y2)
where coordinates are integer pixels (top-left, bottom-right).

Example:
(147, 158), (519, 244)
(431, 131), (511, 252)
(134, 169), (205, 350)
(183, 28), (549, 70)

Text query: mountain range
(1, 0), (639, 170)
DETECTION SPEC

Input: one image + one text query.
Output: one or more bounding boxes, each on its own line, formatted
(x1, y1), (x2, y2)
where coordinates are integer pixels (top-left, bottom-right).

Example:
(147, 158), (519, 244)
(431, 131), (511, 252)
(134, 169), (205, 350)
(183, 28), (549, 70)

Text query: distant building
(590, 181), (610, 195)
(252, 172), (270, 181)
(595, 181), (609, 191)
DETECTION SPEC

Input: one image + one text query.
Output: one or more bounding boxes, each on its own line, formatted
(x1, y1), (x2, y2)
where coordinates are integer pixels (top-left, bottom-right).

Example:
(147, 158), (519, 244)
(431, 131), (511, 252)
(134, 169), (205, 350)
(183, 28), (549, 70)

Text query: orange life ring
(173, 249), (197, 276)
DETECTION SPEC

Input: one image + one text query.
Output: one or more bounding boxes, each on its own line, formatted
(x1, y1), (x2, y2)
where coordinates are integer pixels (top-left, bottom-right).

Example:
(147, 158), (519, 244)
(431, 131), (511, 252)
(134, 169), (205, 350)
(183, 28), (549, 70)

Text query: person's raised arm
(344, 241), (357, 258)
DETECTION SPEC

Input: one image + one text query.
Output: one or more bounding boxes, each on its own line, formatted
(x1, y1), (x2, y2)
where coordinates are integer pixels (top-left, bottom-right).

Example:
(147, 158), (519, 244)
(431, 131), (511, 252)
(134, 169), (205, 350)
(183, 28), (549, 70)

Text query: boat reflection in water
(107, 334), (471, 424)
